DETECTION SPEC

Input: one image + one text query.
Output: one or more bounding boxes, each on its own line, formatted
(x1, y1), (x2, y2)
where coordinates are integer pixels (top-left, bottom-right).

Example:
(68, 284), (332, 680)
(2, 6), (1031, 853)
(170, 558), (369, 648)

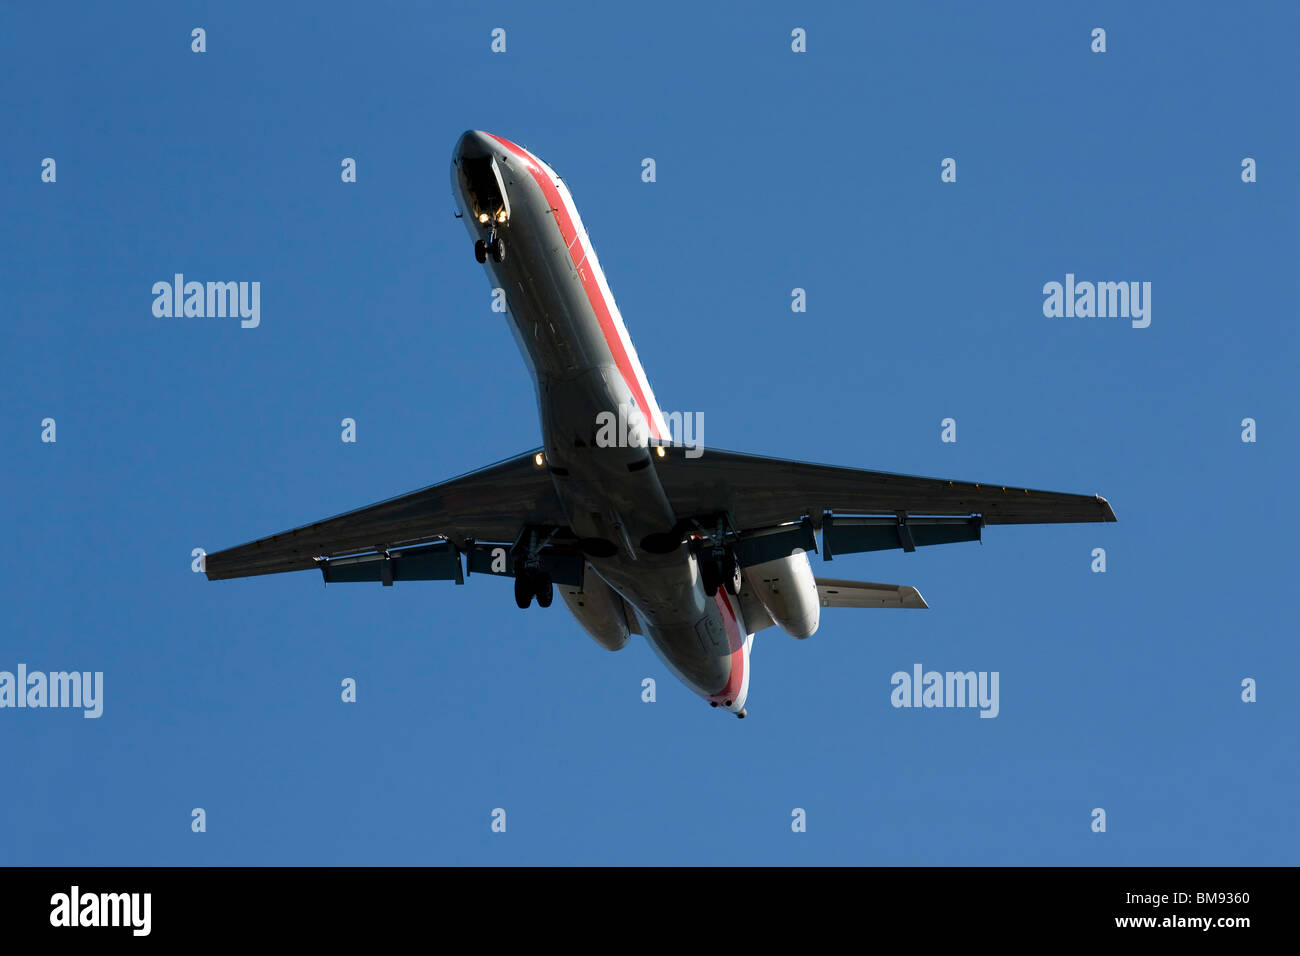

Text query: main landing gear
(512, 527), (553, 609)
(474, 233), (506, 264)
(513, 568), (553, 609)
(698, 549), (741, 599)
(694, 519), (743, 599)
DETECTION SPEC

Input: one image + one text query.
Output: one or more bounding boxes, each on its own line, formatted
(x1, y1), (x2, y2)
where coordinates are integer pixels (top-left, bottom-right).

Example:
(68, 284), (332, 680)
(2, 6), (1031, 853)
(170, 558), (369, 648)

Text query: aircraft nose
(455, 129), (496, 162)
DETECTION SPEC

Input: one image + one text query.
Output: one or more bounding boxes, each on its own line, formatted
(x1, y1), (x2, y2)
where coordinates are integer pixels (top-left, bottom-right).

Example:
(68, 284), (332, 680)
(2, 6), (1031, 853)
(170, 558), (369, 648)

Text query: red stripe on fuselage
(485, 133), (664, 441)
(711, 591), (746, 704)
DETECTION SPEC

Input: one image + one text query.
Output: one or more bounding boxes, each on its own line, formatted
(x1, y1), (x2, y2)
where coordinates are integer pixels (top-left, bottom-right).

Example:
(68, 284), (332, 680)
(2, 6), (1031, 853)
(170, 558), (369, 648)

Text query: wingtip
(903, 587), (929, 609)
(1097, 495), (1118, 522)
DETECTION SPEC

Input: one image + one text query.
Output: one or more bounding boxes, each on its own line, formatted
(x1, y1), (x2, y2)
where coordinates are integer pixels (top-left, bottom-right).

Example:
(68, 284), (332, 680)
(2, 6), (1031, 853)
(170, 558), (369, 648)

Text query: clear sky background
(1, 2), (1296, 865)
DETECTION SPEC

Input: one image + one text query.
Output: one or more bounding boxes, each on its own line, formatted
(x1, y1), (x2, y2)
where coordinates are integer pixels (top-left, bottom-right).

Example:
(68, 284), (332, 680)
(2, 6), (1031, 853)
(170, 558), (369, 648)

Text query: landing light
(534, 453), (545, 467)
(478, 212), (490, 224)
(655, 446), (666, 458)
(495, 210), (507, 223)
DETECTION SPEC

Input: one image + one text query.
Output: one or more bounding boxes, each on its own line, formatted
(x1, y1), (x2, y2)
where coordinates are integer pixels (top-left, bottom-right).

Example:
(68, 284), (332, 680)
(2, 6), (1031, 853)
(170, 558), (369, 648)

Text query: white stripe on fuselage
(520, 148), (672, 440)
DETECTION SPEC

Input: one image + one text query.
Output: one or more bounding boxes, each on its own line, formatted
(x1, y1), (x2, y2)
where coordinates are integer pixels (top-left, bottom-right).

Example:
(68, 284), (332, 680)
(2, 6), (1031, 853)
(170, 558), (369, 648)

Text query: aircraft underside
(203, 130), (1116, 719)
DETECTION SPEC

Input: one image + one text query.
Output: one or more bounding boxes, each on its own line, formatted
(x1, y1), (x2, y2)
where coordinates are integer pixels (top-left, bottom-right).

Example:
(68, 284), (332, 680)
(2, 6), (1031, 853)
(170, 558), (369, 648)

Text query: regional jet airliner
(206, 130), (1116, 717)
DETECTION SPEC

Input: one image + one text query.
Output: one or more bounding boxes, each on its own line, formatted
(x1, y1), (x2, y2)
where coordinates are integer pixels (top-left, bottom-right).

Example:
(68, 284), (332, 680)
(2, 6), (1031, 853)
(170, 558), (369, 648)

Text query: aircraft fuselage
(452, 130), (753, 714)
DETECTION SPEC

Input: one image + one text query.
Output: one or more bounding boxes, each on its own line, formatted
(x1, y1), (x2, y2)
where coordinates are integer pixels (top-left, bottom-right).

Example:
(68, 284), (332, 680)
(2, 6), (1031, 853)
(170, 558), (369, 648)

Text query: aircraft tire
(474, 239), (488, 263)
(723, 552), (742, 596)
(535, 573), (553, 608)
(699, 556), (720, 598)
(514, 573), (533, 609)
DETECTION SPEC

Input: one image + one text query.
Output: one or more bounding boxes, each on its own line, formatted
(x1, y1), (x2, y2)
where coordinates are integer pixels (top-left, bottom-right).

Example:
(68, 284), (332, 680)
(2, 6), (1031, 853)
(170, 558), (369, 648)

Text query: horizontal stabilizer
(815, 578), (928, 609)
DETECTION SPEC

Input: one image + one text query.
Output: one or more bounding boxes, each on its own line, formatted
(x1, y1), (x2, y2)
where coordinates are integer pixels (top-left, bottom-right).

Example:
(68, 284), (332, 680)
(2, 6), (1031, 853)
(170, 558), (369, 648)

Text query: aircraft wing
(205, 449), (564, 581)
(652, 445), (1114, 561)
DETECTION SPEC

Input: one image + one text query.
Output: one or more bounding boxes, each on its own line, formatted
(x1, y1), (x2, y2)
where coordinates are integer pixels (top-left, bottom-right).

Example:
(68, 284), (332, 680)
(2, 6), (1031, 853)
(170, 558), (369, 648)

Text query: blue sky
(1, 1), (1296, 865)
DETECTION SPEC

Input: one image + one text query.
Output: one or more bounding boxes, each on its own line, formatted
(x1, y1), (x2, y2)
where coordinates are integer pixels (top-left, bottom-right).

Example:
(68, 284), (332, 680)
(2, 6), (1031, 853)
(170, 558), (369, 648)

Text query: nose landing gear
(474, 233), (506, 264)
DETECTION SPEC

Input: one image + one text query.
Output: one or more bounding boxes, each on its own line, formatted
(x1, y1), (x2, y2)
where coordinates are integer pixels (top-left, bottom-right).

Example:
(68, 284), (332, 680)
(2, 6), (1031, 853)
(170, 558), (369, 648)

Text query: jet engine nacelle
(741, 550), (820, 639)
(560, 566), (631, 651)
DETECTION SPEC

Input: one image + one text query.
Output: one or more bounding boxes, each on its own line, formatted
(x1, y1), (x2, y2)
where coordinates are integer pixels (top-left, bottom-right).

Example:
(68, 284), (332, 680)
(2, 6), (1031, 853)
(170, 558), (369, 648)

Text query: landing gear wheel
(699, 553), (720, 598)
(535, 573), (553, 608)
(514, 569), (551, 608)
(514, 574), (533, 609)
(474, 239), (488, 264)
(722, 551), (742, 597)
(490, 236), (507, 263)
(697, 545), (739, 599)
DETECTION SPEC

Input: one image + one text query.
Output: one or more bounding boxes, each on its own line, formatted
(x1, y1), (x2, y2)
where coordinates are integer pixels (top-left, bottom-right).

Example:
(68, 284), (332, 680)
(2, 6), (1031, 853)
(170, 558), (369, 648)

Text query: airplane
(205, 129), (1116, 718)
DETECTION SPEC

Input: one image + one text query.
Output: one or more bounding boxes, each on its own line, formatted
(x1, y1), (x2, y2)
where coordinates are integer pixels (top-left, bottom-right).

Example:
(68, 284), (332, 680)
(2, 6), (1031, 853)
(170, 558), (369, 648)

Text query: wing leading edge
(652, 445), (1116, 532)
